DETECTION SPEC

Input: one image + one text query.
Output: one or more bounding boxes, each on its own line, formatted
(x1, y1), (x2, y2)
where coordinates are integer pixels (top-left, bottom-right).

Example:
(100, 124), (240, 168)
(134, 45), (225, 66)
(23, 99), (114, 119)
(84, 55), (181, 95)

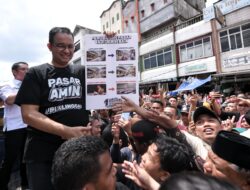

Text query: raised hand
(188, 94), (198, 106)
(112, 96), (138, 114)
(221, 115), (235, 131)
(122, 160), (160, 190)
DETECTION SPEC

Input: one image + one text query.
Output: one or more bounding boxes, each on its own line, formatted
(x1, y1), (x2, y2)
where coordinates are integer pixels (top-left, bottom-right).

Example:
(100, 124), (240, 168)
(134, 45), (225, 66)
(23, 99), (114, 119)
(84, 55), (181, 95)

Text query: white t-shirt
(0, 79), (27, 131)
(241, 129), (250, 139)
(182, 130), (209, 160)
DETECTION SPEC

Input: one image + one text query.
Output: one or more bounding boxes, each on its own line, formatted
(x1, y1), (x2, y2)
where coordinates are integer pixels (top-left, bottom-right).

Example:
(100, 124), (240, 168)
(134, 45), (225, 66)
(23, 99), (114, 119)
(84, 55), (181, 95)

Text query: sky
(0, 0), (218, 83)
(0, 0), (114, 83)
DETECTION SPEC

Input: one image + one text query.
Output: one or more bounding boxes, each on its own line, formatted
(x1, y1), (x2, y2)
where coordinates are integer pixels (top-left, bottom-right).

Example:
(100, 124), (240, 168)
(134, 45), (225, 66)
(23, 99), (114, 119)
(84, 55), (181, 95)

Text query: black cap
(193, 106), (220, 123)
(212, 130), (250, 169)
(131, 119), (159, 144)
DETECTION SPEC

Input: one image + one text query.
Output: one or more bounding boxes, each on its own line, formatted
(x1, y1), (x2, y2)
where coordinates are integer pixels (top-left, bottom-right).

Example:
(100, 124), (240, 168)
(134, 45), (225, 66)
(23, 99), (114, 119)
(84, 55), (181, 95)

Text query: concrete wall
(178, 56), (217, 77)
(175, 20), (212, 44)
(141, 64), (177, 82)
(139, 0), (175, 34)
(100, 0), (123, 33)
(71, 28), (100, 66)
(123, 0), (138, 33)
(140, 32), (173, 55)
(224, 6), (250, 26)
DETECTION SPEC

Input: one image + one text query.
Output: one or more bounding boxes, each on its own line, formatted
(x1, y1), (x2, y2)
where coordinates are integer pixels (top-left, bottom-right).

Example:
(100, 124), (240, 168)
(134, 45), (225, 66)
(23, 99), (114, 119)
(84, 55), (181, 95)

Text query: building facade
(119, 0), (250, 93)
(71, 25), (100, 66)
(204, 0), (250, 93)
(100, 0), (123, 34)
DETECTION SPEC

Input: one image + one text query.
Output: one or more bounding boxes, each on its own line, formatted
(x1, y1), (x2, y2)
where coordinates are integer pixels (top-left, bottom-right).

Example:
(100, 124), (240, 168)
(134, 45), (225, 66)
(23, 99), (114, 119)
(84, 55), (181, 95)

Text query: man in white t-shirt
(0, 62), (29, 190)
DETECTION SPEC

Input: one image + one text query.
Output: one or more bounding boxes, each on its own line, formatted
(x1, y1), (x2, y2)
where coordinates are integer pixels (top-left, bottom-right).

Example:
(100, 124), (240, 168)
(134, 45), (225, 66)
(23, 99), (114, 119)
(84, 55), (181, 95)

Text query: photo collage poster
(84, 33), (139, 110)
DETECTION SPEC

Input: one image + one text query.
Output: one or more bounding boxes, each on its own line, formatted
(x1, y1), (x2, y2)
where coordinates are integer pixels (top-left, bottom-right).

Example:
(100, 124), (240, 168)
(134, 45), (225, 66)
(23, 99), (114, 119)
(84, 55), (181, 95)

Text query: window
(157, 50), (164, 66)
(220, 31), (229, 52)
(141, 10), (145, 18)
(179, 36), (212, 62)
(242, 23), (250, 47)
(103, 25), (105, 32)
(203, 37), (212, 57)
(220, 22), (250, 52)
(187, 42), (194, 60)
(117, 30), (120, 34)
(229, 27), (242, 50)
(143, 47), (173, 70)
(131, 16), (134, 23)
(180, 45), (186, 62)
(151, 3), (155, 12)
(150, 53), (157, 68)
(116, 13), (119, 21)
(74, 41), (80, 52)
(194, 40), (203, 58)
(112, 17), (115, 24)
(106, 22), (109, 29)
(163, 0), (168, 3)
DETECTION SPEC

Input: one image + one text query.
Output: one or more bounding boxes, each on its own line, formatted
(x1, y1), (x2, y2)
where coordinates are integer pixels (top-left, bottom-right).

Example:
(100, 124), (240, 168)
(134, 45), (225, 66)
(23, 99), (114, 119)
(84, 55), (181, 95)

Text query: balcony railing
(175, 14), (203, 31)
(141, 14), (204, 44)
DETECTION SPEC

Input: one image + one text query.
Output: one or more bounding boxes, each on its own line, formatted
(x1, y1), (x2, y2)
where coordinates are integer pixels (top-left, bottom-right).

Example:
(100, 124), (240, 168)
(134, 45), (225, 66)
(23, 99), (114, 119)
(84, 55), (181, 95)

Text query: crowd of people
(0, 27), (250, 190)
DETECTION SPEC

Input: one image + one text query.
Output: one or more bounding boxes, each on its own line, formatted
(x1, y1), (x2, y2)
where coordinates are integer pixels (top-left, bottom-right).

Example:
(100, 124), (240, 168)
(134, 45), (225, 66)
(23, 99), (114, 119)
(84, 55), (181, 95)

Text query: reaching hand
(104, 31), (116, 38)
(122, 160), (160, 190)
(112, 96), (138, 114)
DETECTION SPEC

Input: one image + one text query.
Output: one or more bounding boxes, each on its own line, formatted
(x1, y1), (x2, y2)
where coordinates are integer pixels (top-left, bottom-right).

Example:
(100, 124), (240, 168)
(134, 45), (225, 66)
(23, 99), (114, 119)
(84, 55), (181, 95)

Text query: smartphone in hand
(121, 112), (131, 121)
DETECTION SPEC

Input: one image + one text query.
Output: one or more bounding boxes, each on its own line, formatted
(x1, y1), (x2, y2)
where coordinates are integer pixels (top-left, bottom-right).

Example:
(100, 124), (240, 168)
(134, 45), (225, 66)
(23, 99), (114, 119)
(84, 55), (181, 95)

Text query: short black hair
(168, 96), (177, 100)
(165, 105), (178, 116)
(49, 27), (73, 44)
(159, 172), (240, 190)
(11, 62), (28, 71)
(154, 134), (196, 173)
(51, 136), (109, 190)
(151, 100), (164, 107)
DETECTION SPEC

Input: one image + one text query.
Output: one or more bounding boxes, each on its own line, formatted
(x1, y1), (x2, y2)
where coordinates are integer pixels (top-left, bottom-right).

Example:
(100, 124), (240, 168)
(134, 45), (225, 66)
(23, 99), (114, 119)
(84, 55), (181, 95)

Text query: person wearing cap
(204, 130), (250, 190)
(193, 106), (223, 148)
(113, 96), (208, 160)
(111, 119), (159, 164)
(110, 119), (159, 190)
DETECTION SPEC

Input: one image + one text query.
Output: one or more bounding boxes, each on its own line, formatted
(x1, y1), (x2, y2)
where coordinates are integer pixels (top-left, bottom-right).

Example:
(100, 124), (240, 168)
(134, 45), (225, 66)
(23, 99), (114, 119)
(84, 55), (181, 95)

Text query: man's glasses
(53, 43), (74, 51)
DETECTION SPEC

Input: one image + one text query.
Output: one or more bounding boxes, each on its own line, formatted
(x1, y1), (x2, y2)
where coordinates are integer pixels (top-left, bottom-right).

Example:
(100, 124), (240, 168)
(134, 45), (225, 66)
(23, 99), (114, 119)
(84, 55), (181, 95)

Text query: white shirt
(241, 129), (250, 139)
(182, 130), (209, 160)
(0, 79), (27, 131)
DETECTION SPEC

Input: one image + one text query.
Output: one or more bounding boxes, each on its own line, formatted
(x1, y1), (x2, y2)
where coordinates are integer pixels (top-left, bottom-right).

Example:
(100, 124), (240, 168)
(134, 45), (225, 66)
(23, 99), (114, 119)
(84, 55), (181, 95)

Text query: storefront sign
(223, 55), (250, 68)
(203, 0), (250, 21)
(185, 63), (207, 74)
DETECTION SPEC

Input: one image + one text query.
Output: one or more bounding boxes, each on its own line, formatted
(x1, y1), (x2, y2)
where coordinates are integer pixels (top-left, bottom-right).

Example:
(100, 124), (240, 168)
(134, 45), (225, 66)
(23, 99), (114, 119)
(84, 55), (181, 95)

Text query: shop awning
(173, 75), (211, 92)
